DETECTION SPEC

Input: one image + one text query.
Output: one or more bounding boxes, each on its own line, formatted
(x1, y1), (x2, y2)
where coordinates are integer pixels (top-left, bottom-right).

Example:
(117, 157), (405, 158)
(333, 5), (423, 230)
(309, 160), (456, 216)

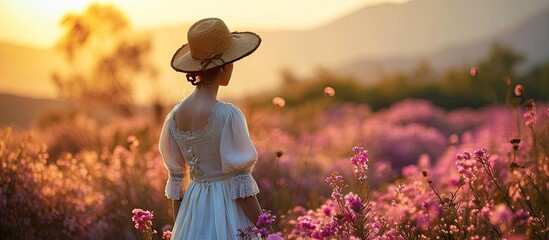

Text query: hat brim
(171, 31), (261, 73)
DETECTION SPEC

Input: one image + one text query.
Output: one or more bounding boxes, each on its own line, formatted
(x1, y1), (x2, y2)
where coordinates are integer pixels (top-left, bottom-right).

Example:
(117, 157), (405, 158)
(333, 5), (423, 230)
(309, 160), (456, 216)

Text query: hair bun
(186, 73), (199, 86)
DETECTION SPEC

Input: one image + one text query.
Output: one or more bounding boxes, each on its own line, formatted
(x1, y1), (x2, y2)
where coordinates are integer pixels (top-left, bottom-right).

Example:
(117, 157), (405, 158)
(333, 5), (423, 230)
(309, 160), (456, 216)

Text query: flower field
(1, 94), (548, 239)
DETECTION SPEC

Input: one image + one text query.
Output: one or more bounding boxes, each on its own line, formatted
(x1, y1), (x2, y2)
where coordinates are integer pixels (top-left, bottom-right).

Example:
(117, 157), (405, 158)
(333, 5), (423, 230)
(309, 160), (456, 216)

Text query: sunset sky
(0, 0), (409, 48)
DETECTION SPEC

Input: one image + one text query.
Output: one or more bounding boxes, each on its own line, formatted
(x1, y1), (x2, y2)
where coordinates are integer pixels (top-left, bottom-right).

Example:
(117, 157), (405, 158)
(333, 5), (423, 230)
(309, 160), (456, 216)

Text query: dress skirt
(171, 179), (254, 240)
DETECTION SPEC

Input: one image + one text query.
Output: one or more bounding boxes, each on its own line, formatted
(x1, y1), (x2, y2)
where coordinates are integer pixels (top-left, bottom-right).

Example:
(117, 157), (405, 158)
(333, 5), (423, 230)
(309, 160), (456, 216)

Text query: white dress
(158, 101), (260, 240)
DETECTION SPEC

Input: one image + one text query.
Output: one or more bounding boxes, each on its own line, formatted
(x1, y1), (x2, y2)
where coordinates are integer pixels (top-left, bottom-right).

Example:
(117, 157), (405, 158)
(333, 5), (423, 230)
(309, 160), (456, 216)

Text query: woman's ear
(219, 65), (232, 86)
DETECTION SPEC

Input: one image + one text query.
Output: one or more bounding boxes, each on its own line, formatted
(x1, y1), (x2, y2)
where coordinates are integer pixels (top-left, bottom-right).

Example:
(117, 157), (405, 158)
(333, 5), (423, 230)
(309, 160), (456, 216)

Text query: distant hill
(147, 0), (549, 95)
(0, 42), (62, 99)
(342, 6), (549, 83)
(0, 93), (66, 129)
(1, 0), (549, 102)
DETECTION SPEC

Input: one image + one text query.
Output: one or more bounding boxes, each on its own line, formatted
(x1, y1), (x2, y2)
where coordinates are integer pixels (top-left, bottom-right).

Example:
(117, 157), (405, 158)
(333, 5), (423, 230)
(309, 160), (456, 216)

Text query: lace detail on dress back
(169, 102), (233, 182)
(170, 102), (223, 141)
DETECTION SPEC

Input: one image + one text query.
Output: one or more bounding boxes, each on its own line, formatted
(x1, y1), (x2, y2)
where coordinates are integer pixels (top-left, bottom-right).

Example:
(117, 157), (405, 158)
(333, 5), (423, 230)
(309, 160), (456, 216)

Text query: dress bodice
(169, 102), (228, 181)
(158, 100), (259, 200)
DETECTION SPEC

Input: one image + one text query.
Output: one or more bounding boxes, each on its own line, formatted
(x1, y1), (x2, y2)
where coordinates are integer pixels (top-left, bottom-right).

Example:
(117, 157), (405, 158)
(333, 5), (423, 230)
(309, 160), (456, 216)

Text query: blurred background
(1, 0), (548, 239)
(1, 0), (548, 127)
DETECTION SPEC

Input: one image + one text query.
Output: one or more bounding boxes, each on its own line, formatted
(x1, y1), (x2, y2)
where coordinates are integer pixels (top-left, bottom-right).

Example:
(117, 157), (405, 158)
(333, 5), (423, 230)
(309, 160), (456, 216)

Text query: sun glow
(1, 0), (410, 48)
(0, 0), (103, 48)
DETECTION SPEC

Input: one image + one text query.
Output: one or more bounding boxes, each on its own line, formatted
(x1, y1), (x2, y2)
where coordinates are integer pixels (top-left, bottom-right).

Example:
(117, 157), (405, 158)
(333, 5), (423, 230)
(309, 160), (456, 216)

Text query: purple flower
(312, 220), (337, 239)
(421, 200), (443, 216)
(350, 146), (369, 180)
(480, 205), (492, 219)
(344, 192), (364, 213)
(131, 208), (154, 233)
(292, 216), (318, 237)
(257, 212), (276, 226)
(254, 227), (269, 236)
(416, 214), (430, 230)
(473, 148), (487, 159)
(515, 209), (530, 226)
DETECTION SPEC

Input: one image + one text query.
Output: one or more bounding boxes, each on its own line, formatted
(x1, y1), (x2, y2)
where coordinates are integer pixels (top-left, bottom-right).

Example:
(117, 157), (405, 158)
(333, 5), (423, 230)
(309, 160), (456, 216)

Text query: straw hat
(171, 18), (261, 73)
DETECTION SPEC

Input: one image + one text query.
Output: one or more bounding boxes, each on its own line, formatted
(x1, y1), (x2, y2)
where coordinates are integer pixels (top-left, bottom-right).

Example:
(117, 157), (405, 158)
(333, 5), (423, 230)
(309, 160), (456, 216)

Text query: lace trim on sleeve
(165, 172), (185, 200)
(230, 172), (259, 200)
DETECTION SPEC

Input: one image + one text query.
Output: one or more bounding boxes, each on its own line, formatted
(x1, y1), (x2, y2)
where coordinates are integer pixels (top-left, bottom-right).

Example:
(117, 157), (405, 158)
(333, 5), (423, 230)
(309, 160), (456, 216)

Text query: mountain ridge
(340, 5), (549, 83)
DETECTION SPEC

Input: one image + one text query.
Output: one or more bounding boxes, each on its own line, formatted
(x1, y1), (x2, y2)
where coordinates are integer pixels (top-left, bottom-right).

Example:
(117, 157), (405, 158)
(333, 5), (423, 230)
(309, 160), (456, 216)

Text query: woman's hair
(186, 66), (223, 88)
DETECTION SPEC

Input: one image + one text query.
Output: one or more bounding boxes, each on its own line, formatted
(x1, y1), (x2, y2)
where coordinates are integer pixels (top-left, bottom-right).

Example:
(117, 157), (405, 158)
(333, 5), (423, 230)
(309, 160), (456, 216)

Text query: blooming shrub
(0, 129), (107, 239)
(0, 129), (172, 239)
(277, 101), (548, 239)
(1, 95), (547, 239)
(237, 211), (283, 240)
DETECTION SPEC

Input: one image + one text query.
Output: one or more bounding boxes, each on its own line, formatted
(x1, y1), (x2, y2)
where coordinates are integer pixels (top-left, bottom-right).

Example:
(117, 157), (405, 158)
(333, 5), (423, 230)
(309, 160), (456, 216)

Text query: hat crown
(187, 18), (233, 59)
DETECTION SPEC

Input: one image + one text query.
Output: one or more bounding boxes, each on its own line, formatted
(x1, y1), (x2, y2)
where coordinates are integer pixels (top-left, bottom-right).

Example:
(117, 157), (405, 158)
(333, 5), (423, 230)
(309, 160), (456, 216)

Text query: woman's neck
(193, 83), (220, 101)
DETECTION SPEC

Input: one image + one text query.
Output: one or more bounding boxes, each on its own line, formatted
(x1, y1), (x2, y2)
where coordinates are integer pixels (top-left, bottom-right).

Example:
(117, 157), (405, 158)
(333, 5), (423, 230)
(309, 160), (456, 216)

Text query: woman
(158, 18), (263, 239)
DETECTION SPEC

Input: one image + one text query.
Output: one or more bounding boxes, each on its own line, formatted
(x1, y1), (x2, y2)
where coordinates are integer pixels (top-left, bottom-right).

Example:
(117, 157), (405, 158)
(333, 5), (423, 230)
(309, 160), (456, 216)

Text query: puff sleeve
(220, 105), (259, 200)
(158, 110), (188, 200)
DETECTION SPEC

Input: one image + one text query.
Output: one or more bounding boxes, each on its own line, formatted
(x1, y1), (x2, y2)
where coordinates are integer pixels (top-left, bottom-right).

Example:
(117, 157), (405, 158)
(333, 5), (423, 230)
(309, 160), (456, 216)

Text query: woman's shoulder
(168, 99), (185, 113)
(218, 101), (236, 109)
(217, 102), (245, 118)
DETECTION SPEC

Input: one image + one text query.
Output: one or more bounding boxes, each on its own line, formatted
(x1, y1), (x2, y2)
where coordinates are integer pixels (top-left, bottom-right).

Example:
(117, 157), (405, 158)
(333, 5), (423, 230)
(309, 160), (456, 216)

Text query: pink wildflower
(421, 200), (443, 216)
(272, 97), (286, 107)
(416, 214), (430, 230)
(514, 84), (523, 96)
(344, 192), (364, 213)
(323, 86), (336, 97)
(480, 205), (492, 219)
(131, 208), (154, 233)
(127, 135), (139, 149)
(490, 204), (513, 225)
(450, 225), (459, 234)
(350, 146), (369, 180)
(293, 216), (318, 237)
(473, 148), (489, 163)
(320, 200), (337, 216)
(326, 172), (345, 200)
(162, 230), (172, 240)
(524, 101), (538, 127)
(455, 151), (479, 182)
(470, 67), (478, 77)
(515, 209), (530, 226)
(312, 220), (337, 239)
